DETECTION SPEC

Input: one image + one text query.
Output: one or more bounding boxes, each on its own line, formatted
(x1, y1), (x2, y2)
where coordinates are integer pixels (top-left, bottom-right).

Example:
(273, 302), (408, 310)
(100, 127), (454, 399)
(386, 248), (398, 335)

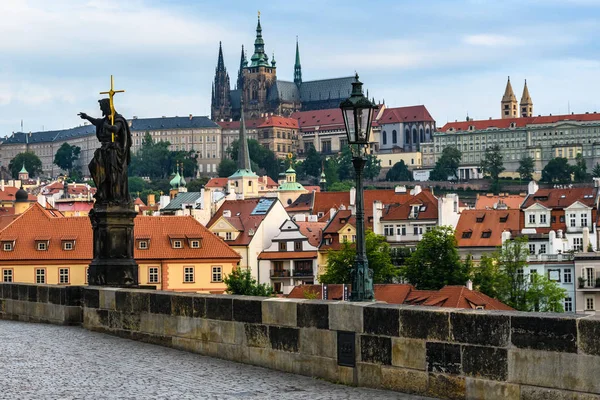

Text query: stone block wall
(4, 284), (600, 400)
(0, 283), (83, 325)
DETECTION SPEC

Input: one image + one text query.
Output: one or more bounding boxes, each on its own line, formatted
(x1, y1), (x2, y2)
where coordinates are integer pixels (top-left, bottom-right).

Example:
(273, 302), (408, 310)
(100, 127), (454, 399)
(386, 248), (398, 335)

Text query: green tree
(541, 157), (572, 184)
(129, 132), (172, 179)
(336, 145), (355, 181)
(363, 153), (382, 181)
(324, 157), (340, 188)
(171, 150), (199, 179)
(328, 180), (354, 192)
(474, 238), (566, 312)
(319, 230), (398, 284)
(128, 177), (148, 195)
(386, 160), (413, 181)
(573, 153), (588, 183)
(53, 142), (81, 175)
(402, 226), (470, 289)
(592, 163), (600, 178)
(223, 267), (273, 296)
(517, 156), (535, 182)
(303, 146), (322, 179)
(187, 177), (209, 192)
(480, 144), (505, 192)
(429, 147), (462, 181)
(9, 152), (43, 178)
(228, 139), (279, 180)
(217, 158), (237, 177)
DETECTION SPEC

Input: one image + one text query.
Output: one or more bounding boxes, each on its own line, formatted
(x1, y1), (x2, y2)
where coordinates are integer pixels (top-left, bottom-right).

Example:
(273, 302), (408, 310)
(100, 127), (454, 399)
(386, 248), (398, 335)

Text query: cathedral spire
(294, 36), (302, 86)
(520, 79), (533, 117)
(217, 41), (225, 72)
(237, 45), (246, 90)
(501, 76), (518, 119)
(502, 76), (517, 102)
(250, 13), (268, 67)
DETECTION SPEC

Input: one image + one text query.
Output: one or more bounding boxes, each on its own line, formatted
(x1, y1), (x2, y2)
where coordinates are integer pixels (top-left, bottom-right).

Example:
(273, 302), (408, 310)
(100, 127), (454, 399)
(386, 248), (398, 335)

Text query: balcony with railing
(579, 275), (600, 291)
(526, 253), (575, 262)
(270, 269), (291, 278)
(292, 268), (314, 277)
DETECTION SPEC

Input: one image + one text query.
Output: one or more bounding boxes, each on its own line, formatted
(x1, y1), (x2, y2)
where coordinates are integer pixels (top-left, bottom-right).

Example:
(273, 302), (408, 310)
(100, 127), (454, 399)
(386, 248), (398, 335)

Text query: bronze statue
(79, 99), (131, 204)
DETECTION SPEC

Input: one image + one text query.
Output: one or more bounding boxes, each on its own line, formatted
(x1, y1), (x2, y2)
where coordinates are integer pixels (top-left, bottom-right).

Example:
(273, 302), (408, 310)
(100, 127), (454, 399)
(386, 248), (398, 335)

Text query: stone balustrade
(2, 282), (600, 400)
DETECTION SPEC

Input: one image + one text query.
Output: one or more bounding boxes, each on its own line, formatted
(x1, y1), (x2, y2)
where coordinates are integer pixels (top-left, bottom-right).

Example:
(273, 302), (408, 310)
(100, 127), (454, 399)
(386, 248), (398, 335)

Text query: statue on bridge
(79, 76), (138, 287)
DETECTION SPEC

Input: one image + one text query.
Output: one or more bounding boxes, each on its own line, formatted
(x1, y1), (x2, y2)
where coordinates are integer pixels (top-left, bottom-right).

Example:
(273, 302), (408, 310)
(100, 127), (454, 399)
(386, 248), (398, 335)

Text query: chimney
(411, 185), (422, 195)
(583, 227), (590, 251)
(189, 114), (193, 120)
(0, 179), (4, 191)
(330, 207), (336, 221)
(501, 230), (512, 244)
(349, 187), (356, 206)
(466, 280), (473, 290)
(295, 214), (306, 222)
(372, 201), (384, 235)
(528, 180), (539, 195)
(395, 185), (407, 193)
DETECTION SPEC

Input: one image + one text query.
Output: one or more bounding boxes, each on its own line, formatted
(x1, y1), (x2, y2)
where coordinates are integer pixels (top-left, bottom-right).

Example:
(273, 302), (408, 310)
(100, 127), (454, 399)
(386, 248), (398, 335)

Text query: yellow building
(317, 209), (357, 276)
(0, 203), (240, 293)
(377, 152), (422, 170)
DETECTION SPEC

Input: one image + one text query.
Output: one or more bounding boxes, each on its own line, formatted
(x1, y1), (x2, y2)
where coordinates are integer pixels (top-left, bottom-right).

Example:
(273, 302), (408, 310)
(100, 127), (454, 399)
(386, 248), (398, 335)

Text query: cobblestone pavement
(0, 321), (435, 400)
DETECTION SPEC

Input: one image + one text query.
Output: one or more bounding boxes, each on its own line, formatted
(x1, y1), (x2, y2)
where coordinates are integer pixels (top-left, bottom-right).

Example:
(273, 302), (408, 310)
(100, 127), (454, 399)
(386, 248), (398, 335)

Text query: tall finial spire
(217, 41), (225, 72)
(237, 100), (252, 172)
(237, 45), (246, 90)
(294, 36), (302, 86)
(250, 12), (268, 67)
(520, 79), (533, 117)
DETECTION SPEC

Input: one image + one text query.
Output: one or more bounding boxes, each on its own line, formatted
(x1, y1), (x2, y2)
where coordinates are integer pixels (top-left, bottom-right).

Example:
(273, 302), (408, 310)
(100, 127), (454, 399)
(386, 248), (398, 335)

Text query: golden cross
(99, 75), (125, 142)
(258, 10), (260, 18)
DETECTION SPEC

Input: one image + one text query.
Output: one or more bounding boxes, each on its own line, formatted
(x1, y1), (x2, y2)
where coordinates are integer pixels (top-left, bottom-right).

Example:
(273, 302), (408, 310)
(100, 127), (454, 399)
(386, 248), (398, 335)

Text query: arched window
(425, 127), (430, 141)
(382, 131), (387, 145)
(420, 128), (424, 142)
(412, 128), (417, 144)
(392, 130), (397, 144)
(405, 128), (410, 143)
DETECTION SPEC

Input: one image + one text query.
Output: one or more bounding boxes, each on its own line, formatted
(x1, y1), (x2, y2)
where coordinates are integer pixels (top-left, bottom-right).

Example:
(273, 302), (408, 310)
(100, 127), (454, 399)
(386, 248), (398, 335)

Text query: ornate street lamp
(340, 73), (376, 301)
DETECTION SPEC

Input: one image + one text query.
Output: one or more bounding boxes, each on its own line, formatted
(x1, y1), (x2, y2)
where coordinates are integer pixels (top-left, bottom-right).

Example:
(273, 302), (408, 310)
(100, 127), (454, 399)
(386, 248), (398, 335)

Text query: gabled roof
(259, 176), (279, 188)
(299, 76), (354, 103)
(474, 194), (526, 210)
(287, 193), (313, 212)
(133, 198), (146, 207)
(521, 187), (597, 209)
(381, 190), (438, 221)
(441, 112), (600, 133)
(216, 118), (265, 130)
(207, 198), (279, 246)
(455, 209), (521, 248)
(0, 187), (36, 202)
(312, 190), (413, 220)
(0, 203), (239, 261)
(292, 108), (345, 131)
(379, 105), (434, 124)
(267, 81), (300, 103)
(205, 178), (229, 189)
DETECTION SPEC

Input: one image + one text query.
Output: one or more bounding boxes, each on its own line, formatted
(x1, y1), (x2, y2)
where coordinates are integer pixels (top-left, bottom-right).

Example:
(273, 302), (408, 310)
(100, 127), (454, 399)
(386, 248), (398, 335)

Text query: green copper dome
(19, 163), (28, 174)
(170, 172), (181, 189)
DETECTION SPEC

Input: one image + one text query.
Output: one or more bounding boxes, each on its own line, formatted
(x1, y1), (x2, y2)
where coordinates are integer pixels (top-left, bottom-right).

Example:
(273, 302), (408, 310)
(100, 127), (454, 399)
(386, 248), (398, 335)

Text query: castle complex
(211, 15), (356, 121)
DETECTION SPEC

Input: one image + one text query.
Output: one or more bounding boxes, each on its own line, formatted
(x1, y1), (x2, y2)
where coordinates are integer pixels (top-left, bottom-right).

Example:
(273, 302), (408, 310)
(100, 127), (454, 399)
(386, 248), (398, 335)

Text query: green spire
(271, 52), (276, 67)
(294, 36), (302, 86)
(170, 165), (181, 189)
(229, 101), (257, 179)
(250, 14), (269, 67)
(19, 163), (28, 174)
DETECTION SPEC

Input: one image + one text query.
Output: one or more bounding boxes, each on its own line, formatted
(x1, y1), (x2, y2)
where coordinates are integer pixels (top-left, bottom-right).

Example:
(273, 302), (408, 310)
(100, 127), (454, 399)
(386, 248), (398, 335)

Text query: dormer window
(481, 230), (492, 238)
(190, 240), (200, 249)
(475, 214), (485, 223)
(173, 240), (183, 249)
(340, 218), (347, 224)
(462, 230), (472, 239)
(499, 214), (508, 223)
(225, 232), (233, 241)
(63, 242), (74, 251)
(138, 241), (148, 250)
(3, 242), (13, 251)
(37, 242), (48, 251)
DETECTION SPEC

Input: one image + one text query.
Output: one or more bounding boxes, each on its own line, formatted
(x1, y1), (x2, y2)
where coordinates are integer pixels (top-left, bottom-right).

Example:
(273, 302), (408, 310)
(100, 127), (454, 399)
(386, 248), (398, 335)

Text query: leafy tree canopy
(573, 153), (588, 183)
(223, 267), (273, 296)
(429, 147), (462, 181)
(53, 143), (81, 175)
(541, 157), (572, 184)
(402, 226), (470, 289)
(217, 158), (237, 178)
(328, 180), (354, 192)
(480, 144), (505, 192)
(386, 160), (413, 181)
(319, 230), (398, 284)
(592, 163), (600, 179)
(517, 156), (535, 182)
(9, 152), (43, 178)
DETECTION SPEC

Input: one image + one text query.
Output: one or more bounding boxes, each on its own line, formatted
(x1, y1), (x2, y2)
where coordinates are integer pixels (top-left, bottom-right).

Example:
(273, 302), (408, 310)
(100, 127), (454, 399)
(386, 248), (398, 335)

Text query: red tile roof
(258, 251), (317, 260)
(291, 108), (345, 131)
(303, 186), (321, 193)
(207, 198), (277, 246)
(287, 193), (314, 212)
(216, 119), (264, 130)
(297, 221), (326, 247)
(312, 190), (413, 221)
(441, 112), (600, 132)
(259, 176), (279, 188)
(0, 186), (36, 202)
(288, 284), (513, 310)
(134, 197), (146, 206)
(455, 209), (521, 248)
(521, 187), (597, 209)
(474, 194), (526, 210)
(257, 116), (299, 129)
(379, 105), (435, 124)
(0, 203), (240, 262)
(381, 190), (438, 221)
(205, 177), (229, 189)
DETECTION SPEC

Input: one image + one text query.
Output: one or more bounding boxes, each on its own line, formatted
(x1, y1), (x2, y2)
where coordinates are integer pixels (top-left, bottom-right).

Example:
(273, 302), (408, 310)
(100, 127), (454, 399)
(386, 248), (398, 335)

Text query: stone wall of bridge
(2, 283), (600, 400)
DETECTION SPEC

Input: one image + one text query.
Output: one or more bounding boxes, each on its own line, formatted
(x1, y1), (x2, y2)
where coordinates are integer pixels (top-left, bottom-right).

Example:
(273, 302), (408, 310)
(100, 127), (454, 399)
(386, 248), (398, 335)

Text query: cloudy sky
(1, 0), (599, 135)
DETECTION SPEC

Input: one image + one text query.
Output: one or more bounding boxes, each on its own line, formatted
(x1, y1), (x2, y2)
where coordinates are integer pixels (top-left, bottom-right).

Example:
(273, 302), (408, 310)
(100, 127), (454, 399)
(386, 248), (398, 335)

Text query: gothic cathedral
(211, 15), (356, 121)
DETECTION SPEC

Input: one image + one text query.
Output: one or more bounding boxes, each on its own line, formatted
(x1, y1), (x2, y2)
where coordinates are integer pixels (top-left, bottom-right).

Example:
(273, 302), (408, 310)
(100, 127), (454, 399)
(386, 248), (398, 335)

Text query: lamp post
(340, 73), (376, 302)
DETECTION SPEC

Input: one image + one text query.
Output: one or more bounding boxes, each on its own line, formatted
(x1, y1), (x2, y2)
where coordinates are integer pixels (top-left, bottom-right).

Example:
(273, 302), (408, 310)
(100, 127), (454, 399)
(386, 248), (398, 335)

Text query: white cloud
(463, 34), (523, 47)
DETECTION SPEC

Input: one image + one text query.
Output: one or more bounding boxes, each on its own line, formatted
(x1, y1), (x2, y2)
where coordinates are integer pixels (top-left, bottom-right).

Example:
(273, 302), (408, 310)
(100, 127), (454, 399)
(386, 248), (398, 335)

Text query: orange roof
(312, 190), (412, 220)
(216, 118), (264, 130)
(134, 197), (146, 206)
(379, 105), (434, 124)
(297, 221), (326, 247)
(287, 193), (313, 212)
(474, 194), (525, 210)
(288, 284), (512, 310)
(259, 176), (278, 188)
(455, 209), (521, 248)
(381, 190), (438, 221)
(258, 251), (317, 260)
(0, 203), (240, 261)
(0, 186), (36, 202)
(521, 187), (597, 209)
(205, 177), (229, 189)
(207, 198), (278, 246)
(292, 108), (345, 131)
(257, 115), (299, 129)
(441, 112), (600, 132)
(303, 186), (321, 193)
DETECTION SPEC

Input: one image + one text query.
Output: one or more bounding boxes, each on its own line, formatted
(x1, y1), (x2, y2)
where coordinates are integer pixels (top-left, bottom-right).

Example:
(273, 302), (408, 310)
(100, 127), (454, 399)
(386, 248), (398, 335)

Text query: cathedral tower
(242, 14), (277, 120)
(520, 79), (533, 118)
(211, 42), (232, 121)
(294, 37), (302, 87)
(236, 45), (247, 90)
(501, 76), (518, 119)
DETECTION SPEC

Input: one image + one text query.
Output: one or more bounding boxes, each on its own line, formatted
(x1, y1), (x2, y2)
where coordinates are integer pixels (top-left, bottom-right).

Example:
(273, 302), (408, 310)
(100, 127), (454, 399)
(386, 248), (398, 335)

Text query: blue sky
(1, 0), (599, 135)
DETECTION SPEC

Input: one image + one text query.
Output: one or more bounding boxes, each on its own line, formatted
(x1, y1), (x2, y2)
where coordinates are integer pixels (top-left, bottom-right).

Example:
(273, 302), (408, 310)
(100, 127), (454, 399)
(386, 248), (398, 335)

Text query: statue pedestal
(88, 203), (138, 287)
